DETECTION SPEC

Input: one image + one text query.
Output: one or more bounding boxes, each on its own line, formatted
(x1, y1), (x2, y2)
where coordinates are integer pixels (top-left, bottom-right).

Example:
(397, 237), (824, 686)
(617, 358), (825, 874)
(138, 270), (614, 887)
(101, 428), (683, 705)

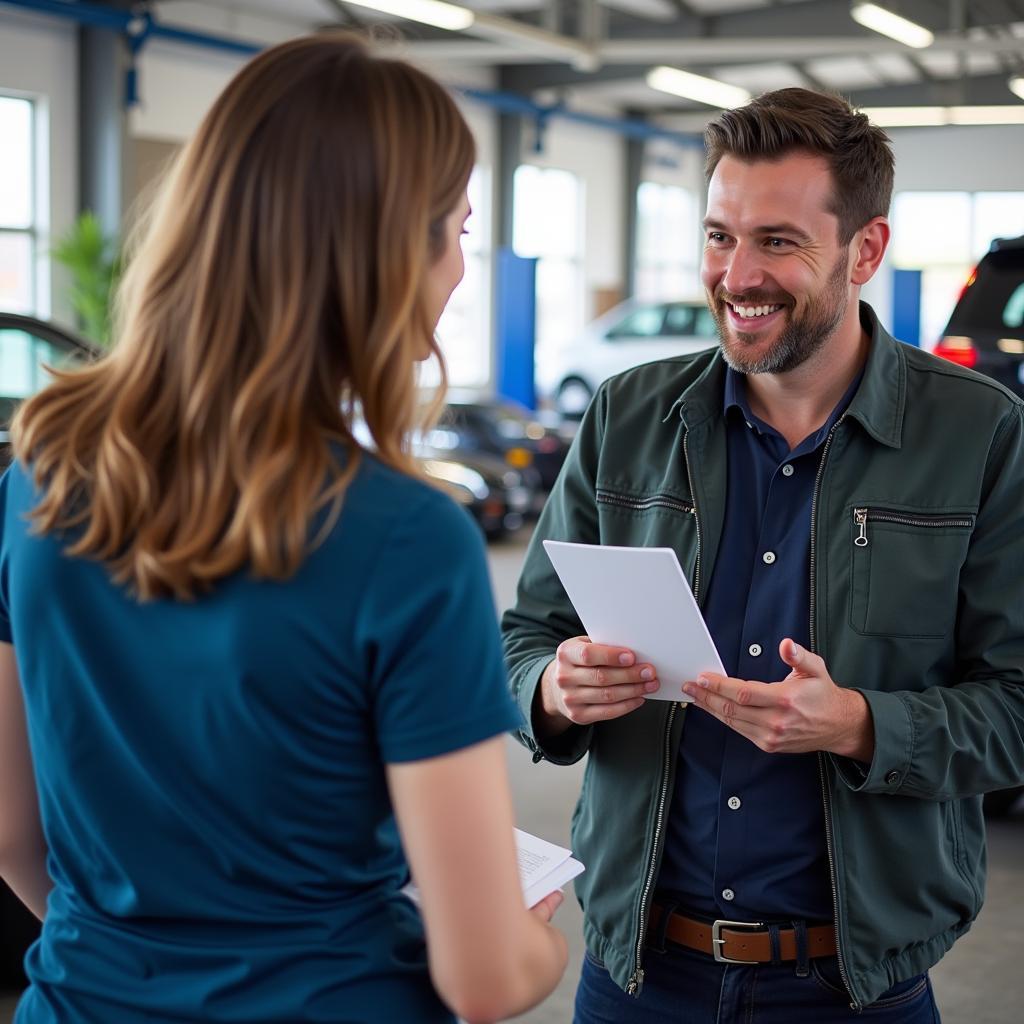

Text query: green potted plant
(51, 211), (121, 347)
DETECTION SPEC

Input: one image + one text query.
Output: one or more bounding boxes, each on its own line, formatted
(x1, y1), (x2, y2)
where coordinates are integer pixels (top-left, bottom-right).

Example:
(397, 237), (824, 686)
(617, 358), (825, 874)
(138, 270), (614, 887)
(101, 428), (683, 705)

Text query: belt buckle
(711, 918), (765, 964)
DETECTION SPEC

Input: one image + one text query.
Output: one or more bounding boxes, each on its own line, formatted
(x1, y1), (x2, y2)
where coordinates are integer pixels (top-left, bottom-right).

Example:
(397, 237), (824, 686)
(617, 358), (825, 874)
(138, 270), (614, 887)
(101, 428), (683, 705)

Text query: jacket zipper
(626, 433), (700, 996)
(852, 507), (975, 547)
(597, 489), (696, 516)
(810, 415), (861, 1011)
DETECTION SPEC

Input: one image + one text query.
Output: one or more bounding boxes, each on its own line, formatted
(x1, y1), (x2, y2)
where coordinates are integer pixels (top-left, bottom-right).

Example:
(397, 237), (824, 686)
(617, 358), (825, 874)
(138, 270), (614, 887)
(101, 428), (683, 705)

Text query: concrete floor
(3, 527), (1023, 1022)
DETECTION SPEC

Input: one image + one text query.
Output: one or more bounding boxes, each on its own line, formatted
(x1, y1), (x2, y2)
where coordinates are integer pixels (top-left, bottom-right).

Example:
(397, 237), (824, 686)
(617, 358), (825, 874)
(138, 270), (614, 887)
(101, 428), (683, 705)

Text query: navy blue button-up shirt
(657, 366), (862, 922)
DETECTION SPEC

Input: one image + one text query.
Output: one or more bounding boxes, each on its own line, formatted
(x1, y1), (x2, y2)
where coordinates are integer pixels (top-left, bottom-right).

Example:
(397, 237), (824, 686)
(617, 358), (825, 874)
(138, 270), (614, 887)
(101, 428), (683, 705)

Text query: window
(0, 96), (37, 314)
(606, 305), (666, 340)
(634, 182), (699, 302)
(433, 166), (492, 389)
(512, 165), (585, 371)
(892, 191), (1024, 347)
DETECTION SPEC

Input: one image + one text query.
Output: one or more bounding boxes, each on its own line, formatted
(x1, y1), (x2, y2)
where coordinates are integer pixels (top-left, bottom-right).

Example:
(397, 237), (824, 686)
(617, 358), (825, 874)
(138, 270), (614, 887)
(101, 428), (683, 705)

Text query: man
(502, 88), (1024, 1023)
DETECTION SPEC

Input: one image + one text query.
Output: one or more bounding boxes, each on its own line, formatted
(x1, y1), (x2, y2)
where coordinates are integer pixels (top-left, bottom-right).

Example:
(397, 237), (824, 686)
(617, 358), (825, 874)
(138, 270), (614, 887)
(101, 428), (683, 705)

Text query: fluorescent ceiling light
(851, 3), (934, 49)
(1009, 76), (1024, 102)
(860, 105), (1024, 126)
(950, 105), (1024, 125)
(342, 0), (474, 32)
(646, 66), (751, 109)
(860, 106), (947, 127)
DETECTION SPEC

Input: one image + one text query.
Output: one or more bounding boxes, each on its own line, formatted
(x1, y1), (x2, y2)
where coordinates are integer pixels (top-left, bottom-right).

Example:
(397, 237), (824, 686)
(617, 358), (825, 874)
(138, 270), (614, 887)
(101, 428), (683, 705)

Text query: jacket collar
(668, 301), (905, 450)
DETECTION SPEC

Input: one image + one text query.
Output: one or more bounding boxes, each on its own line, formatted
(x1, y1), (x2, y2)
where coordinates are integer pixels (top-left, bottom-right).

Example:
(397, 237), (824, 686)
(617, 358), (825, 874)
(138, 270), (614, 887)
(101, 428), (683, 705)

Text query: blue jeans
(574, 947), (941, 1024)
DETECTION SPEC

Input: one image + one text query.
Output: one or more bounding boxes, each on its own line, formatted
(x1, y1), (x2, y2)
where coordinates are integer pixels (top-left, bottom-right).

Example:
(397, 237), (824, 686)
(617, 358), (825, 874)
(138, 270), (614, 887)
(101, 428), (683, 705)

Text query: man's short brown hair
(704, 88), (894, 244)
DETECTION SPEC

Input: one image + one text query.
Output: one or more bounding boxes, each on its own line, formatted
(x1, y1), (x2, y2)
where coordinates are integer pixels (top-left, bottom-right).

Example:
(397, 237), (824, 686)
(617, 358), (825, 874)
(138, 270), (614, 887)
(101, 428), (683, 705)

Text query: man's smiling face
(701, 151), (856, 376)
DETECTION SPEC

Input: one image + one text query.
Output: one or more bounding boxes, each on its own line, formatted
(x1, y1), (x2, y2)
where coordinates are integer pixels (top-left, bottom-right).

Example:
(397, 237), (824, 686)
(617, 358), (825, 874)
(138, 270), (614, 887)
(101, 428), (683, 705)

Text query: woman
(0, 33), (567, 1024)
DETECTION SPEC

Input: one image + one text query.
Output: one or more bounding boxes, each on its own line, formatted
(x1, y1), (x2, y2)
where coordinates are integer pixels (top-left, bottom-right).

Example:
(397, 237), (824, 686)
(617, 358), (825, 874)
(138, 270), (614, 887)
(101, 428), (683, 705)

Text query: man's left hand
(682, 638), (874, 761)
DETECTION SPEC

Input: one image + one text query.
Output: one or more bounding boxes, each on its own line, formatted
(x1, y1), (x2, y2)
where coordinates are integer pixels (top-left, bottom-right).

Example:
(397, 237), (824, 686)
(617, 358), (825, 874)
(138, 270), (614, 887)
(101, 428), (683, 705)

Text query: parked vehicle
(933, 235), (1024, 398)
(537, 298), (719, 417)
(417, 448), (531, 540)
(427, 393), (572, 493)
(0, 313), (99, 464)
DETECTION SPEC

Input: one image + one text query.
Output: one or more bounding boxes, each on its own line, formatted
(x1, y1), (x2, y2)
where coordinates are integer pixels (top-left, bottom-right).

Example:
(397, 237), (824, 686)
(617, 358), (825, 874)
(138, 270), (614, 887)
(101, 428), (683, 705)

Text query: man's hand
(534, 636), (660, 738)
(681, 638), (874, 761)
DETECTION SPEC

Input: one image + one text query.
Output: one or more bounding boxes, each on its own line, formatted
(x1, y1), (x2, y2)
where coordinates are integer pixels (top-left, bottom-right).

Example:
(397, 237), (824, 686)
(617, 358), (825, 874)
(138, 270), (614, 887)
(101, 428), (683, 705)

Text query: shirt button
(722, 888), (735, 902)
(781, 464), (794, 477)
(727, 796), (742, 810)
(748, 643), (762, 657)
(885, 771), (900, 786)
(762, 551), (776, 564)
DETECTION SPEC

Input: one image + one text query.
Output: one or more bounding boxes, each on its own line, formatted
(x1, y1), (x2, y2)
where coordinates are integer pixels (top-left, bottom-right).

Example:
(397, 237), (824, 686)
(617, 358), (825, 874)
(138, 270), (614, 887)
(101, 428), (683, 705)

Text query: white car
(539, 298), (719, 416)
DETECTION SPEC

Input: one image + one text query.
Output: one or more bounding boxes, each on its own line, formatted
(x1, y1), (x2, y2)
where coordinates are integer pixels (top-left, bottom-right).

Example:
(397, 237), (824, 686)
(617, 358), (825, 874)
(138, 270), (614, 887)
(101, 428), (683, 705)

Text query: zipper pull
(626, 968), (644, 996)
(853, 508), (868, 547)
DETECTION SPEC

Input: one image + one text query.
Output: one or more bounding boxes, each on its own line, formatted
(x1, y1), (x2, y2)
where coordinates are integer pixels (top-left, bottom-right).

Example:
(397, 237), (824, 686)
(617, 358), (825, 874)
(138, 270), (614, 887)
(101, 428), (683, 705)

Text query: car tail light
(934, 335), (978, 368)
(955, 267), (978, 305)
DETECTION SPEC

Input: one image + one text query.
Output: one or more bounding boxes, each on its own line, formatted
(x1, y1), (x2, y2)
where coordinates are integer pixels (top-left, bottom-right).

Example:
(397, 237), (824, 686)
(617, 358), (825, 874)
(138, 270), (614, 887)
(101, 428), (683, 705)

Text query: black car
(933, 235), (1024, 398)
(0, 312), (99, 464)
(430, 394), (572, 494)
(416, 448), (531, 540)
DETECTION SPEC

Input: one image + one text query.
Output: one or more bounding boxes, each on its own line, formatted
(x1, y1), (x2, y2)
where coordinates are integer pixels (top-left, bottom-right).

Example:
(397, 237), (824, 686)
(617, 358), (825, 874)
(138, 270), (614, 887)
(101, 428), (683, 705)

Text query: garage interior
(3, 1), (1024, 1021)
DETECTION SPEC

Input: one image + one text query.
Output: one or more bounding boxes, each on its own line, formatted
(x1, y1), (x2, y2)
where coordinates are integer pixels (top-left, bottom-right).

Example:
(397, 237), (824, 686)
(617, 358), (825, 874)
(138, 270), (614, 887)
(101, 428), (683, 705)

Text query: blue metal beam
(458, 87), (702, 148)
(0, 0), (263, 56)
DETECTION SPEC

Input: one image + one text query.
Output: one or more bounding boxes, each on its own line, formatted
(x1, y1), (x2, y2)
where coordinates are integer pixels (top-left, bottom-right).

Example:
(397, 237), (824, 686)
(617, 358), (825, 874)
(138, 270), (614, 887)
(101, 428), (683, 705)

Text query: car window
(663, 304), (695, 335)
(0, 327), (78, 399)
(946, 249), (1024, 334)
(1002, 283), (1024, 329)
(0, 328), (87, 437)
(693, 306), (718, 338)
(605, 305), (666, 341)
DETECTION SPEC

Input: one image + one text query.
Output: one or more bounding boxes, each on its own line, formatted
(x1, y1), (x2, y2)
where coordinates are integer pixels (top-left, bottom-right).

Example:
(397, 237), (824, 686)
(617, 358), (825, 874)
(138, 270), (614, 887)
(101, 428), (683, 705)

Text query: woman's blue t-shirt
(0, 454), (520, 1023)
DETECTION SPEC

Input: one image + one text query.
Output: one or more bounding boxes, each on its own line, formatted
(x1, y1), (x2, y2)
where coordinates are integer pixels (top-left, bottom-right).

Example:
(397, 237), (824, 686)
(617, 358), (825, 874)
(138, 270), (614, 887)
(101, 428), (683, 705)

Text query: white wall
(0, 9), (78, 324)
(890, 125), (1024, 192)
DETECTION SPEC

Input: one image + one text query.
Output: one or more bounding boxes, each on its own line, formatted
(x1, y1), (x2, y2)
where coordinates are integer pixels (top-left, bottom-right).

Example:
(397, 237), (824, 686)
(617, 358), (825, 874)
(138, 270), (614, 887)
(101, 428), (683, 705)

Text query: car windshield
(454, 402), (544, 441)
(947, 249), (1024, 334)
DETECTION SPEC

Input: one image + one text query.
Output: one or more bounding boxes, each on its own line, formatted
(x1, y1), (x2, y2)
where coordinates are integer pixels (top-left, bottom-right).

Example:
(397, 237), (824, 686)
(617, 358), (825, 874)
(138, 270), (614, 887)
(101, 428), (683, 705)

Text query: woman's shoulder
(350, 451), (481, 552)
(0, 458), (38, 511)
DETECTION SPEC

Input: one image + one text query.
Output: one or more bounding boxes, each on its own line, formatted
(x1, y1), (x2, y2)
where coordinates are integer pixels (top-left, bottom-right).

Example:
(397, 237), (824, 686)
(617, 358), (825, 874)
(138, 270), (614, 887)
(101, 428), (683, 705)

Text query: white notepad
(542, 540), (725, 702)
(401, 828), (584, 909)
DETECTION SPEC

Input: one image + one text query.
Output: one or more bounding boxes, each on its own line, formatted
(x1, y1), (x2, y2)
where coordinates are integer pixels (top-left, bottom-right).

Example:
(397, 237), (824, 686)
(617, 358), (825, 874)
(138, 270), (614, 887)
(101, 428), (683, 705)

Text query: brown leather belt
(647, 905), (837, 964)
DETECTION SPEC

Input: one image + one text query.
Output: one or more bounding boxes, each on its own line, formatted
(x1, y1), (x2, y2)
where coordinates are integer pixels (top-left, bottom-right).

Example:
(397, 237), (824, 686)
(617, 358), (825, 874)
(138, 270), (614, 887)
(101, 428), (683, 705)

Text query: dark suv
(933, 235), (1024, 398)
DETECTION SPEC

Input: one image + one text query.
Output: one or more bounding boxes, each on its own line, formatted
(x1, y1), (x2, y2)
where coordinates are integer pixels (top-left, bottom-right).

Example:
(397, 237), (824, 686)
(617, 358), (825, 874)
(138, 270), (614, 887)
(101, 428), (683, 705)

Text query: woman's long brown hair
(12, 33), (475, 599)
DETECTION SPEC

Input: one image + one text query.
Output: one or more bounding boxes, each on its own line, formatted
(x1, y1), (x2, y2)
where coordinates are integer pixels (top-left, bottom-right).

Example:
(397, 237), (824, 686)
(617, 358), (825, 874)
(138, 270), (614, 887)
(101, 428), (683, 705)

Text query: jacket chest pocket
(849, 506), (975, 638)
(595, 488), (697, 550)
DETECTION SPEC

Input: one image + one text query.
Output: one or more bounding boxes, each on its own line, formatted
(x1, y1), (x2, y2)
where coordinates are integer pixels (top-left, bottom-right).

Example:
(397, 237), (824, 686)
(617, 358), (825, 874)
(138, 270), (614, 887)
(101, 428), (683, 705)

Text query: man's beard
(710, 253), (849, 375)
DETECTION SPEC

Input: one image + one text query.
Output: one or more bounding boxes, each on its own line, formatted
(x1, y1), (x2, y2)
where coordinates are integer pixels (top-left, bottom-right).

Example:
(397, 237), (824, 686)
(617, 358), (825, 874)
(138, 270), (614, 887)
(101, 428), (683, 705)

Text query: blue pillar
(495, 248), (537, 409)
(892, 268), (922, 347)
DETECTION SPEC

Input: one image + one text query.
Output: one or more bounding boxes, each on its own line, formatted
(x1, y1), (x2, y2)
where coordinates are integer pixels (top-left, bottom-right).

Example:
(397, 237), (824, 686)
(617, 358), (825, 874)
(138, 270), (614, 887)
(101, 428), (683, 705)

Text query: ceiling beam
(399, 30), (1024, 66)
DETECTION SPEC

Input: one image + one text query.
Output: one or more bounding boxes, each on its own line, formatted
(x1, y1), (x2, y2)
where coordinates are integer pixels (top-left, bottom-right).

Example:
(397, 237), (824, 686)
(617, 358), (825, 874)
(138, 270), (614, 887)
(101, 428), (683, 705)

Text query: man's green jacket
(502, 304), (1024, 1008)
